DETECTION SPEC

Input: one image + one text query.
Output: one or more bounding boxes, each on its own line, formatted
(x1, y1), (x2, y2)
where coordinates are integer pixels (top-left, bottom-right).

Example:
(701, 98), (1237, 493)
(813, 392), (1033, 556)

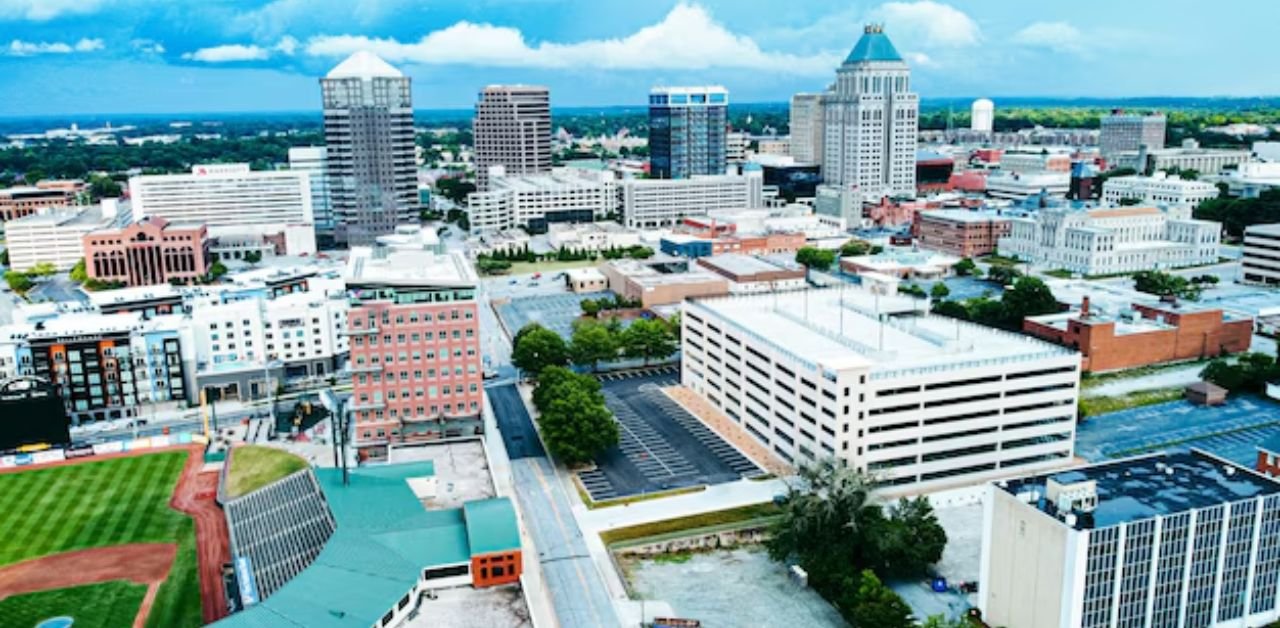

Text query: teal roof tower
(844, 24), (904, 64)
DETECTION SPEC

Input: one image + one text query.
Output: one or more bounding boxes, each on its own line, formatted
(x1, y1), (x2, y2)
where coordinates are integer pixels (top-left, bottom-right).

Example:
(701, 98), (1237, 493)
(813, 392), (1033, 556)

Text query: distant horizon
(3, 95), (1279, 124)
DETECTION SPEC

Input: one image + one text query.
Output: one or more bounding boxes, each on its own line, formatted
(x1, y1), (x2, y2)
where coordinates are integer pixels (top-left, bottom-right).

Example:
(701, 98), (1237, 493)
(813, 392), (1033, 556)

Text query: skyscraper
(789, 92), (825, 165)
(473, 85), (552, 191)
(320, 51), (418, 247)
(821, 25), (918, 201)
(648, 86), (728, 179)
(1100, 110), (1166, 158)
(288, 146), (333, 238)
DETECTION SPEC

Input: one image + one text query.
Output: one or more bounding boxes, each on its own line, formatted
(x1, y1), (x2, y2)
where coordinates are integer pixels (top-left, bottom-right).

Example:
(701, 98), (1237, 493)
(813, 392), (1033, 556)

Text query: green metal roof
(215, 461), (521, 628)
(845, 27), (903, 63)
(463, 498), (521, 555)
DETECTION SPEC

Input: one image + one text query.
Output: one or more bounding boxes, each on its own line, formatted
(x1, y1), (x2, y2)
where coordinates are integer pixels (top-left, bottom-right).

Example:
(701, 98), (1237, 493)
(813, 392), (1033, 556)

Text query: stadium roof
(845, 25), (903, 64)
(215, 462), (520, 628)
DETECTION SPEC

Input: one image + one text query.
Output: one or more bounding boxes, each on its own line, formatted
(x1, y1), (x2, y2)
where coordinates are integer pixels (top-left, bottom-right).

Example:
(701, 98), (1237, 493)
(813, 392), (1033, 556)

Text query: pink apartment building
(344, 245), (483, 460)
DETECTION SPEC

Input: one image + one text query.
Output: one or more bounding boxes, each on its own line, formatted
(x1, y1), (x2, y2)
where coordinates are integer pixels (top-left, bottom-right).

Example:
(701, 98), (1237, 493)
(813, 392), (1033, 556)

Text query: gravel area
(627, 548), (847, 628)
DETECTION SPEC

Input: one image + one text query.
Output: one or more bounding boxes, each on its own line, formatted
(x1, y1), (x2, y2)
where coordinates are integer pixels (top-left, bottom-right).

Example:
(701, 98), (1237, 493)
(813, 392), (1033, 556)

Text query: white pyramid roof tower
(326, 51), (403, 79)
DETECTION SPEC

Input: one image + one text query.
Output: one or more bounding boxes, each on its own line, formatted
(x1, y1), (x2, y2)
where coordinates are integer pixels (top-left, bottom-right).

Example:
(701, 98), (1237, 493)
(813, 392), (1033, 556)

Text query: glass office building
(648, 86), (728, 179)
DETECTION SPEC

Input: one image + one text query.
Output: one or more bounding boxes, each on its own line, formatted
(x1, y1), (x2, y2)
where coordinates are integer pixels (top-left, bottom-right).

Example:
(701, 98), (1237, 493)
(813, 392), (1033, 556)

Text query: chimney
(1081, 296), (1090, 318)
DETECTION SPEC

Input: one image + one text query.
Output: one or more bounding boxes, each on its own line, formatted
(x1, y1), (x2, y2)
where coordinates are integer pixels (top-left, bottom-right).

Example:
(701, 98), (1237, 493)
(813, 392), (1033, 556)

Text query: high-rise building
(821, 24), (919, 201)
(648, 86), (729, 179)
(344, 242), (482, 461)
(981, 451), (1280, 628)
(321, 51), (418, 246)
(789, 93), (825, 165)
(1100, 110), (1166, 158)
(288, 146), (333, 238)
(970, 98), (994, 134)
(473, 85), (553, 191)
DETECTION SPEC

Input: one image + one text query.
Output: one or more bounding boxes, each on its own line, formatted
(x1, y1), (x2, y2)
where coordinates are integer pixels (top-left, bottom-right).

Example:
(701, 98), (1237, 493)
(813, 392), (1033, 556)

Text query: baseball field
(0, 449), (207, 628)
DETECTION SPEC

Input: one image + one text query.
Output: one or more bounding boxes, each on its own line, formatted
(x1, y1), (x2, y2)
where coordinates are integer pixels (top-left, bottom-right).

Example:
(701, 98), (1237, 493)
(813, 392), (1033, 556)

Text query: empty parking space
(495, 291), (616, 339)
(578, 366), (762, 501)
(1075, 395), (1279, 466)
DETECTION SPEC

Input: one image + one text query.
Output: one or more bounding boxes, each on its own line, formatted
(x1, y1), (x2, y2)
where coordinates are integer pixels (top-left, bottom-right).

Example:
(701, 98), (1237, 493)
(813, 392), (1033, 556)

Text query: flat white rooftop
(345, 247), (476, 288)
(687, 289), (1073, 377)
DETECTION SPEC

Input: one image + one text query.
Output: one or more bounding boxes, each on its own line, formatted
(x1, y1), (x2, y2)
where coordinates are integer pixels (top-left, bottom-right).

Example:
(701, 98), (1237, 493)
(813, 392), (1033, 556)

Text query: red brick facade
(470, 550), (522, 587)
(1023, 303), (1253, 373)
(913, 211), (1012, 258)
(1257, 450), (1280, 478)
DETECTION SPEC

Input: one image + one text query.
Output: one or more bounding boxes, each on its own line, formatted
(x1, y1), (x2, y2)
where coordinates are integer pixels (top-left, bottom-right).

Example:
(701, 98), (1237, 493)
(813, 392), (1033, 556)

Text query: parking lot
(495, 291), (616, 339)
(1075, 395), (1279, 466)
(577, 366), (761, 502)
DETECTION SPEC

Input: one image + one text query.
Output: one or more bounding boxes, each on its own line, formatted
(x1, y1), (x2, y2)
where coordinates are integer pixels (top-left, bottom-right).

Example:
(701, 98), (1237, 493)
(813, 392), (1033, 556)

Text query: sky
(0, 0), (1274, 116)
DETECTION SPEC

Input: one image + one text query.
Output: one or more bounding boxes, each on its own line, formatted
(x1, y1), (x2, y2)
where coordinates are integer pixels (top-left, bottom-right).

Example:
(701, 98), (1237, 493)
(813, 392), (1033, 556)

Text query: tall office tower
(789, 92), (825, 165)
(821, 24), (919, 200)
(320, 51), (418, 247)
(288, 146), (333, 238)
(473, 85), (552, 191)
(648, 86), (728, 179)
(1100, 110), (1166, 158)
(971, 98), (995, 134)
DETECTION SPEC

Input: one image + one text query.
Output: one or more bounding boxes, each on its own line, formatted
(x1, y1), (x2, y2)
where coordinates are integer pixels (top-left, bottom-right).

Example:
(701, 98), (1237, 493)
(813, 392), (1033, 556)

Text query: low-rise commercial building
(682, 288), (1080, 490)
(998, 150), (1073, 173)
(466, 167), (616, 234)
(660, 231), (805, 259)
(0, 182), (78, 223)
(985, 170), (1070, 200)
(600, 259), (728, 308)
(3, 200), (127, 271)
(1219, 162), (1280, 199)
(913, 209), (1011, 258)
(1114, 141), (1251, 175)
(840, 248), (957, 280)
(1101, 171), (1219, 207)
(980, 450), (1280, 628)
(696, 254), (806, 293)
(83, 217), (211, 287)
(547, 221), (641, 252)
(1023, 297), (1253, 372)
(565, 267), (608, 293)
(1243, 223), (1280, 286)
(999, 206), (1220, 275)
(344, 243), (483, 461)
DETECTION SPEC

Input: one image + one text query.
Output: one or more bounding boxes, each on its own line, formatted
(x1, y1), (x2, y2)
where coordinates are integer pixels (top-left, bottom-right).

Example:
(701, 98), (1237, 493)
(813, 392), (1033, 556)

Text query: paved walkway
(664, 386), (793, 476)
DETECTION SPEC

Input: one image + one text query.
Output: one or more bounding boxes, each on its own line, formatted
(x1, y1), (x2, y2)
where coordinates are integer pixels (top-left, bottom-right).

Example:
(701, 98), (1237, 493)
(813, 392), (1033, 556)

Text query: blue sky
(0, 0), (1273, 116)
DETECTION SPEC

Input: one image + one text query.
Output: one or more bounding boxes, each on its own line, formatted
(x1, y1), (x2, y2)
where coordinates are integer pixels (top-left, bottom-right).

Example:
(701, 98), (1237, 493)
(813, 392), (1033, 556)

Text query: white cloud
(305, 3), (840, 75)
(7, 38), (104, 56)
(131, 39), (165, 54)
(0, 0), (110, 21)
(905, 51), (936, 68)
(1012, 21), (1085, 54)
(182, 37), (298, 63)
(873, 1), (981, 47)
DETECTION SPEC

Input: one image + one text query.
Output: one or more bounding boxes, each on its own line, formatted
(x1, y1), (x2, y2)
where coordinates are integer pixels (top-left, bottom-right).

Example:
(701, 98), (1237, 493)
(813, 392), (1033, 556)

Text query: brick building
(1023, 298), (1252, 372)
(344, 245), (482, 461)
(0, 182), (79, 222)
(1257, 434), (1280, 478)
(83, 217), (211, 287)
(599, 259), (728, 308)
(913, 209), (1012, 258)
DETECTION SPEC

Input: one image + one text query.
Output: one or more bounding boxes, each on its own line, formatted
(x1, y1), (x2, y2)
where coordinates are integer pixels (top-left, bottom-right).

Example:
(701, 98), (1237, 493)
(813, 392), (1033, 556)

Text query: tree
(534, 367), (619, 465)
(511, 324), (570, 377)
(88, 175), (122, 199)
(70, 258), (88, 283)
(840, 239), (873, 257)
(1001, 276), (1060, 321)
(0, 249), (8, 267)
(840, 570), (915, 628)
(28, 262), (57, 277)
(1200, 359), (1246, 391)
(931, 300), (969, 320)
(243, 250), (263, 265)
(929, 282), (951, 300)
(868, 497), (948, 578)
(952, 258), (981, 277)
(795, 246), (836, 273)
(1133, 270), (1198, 300)
(209, 261), (228, 279)
(620, 318), (677, 366)
(569, 321), (619, 372)
(769, 460), (881, 592)
(627, 246), (654, 259)
(4, 271), (32, 292)
(580, 298), (602, 318)
(986, 264), (1022, 286)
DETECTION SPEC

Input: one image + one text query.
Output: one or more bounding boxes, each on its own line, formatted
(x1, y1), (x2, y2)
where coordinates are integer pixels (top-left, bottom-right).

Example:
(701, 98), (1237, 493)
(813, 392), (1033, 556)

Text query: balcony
(351, 364), (382, 374)
(346, 326), (378, 336)
(349, 400), (386, 412)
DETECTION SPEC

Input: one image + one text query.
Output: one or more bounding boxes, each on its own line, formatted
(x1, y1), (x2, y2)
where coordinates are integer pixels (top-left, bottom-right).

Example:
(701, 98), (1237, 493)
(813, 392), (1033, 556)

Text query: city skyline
(0, 0), (1275, 116)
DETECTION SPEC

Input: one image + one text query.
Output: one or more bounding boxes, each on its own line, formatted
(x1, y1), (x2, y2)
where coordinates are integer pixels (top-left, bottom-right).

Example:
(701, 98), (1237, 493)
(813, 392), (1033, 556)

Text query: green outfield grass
(225, 445), (307, 498)
(0, 580), (147, 628)
(0, 451), (202, 627)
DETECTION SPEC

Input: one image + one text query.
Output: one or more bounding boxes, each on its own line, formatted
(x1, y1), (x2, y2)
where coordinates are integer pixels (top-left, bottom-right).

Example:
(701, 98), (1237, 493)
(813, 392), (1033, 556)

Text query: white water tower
(971, 98), (995, 133)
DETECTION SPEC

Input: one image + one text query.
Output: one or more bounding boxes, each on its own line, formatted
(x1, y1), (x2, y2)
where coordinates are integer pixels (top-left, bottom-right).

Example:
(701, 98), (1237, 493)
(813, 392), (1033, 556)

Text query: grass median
(601, 502), (782, 547)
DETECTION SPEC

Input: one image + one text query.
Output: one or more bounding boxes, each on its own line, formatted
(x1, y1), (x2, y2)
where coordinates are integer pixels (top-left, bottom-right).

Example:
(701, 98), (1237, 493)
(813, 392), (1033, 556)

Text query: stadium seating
(224, 469), (336, 599)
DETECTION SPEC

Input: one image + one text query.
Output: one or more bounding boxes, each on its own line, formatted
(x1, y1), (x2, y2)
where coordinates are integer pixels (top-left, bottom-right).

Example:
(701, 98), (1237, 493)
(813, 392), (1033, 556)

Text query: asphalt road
(487, 384), (544, 459)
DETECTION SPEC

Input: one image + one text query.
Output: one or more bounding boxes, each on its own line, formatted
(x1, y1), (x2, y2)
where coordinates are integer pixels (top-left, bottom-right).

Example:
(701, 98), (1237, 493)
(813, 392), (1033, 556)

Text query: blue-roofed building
(980, 450), (1280, 628)
(1258, 432), (1280, 478)
(216, 461), (522, 628)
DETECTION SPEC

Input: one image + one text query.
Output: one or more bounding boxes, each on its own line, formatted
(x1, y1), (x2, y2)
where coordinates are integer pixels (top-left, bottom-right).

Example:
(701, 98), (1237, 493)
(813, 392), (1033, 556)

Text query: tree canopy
(569, 320), (619, 372)
(620, 318), (678, 366)
(795, 246), (836, 272)
(512, 323), (570, 377)
(532, 366), (619, 465)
